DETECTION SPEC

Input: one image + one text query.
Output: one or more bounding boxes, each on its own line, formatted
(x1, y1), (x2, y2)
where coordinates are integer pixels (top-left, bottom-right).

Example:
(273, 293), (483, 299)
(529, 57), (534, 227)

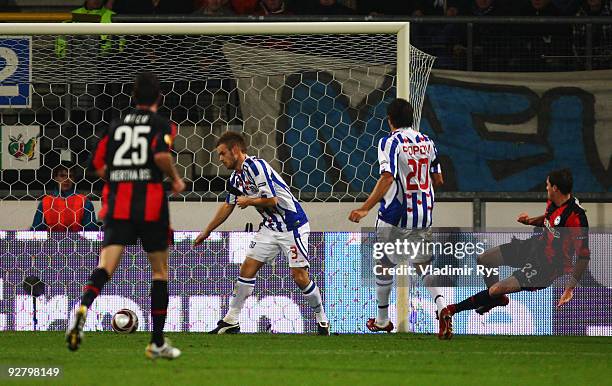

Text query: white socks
(375, 277), (393, 325)
(302, 280), (328, 323)
(422, 274), (447, 315)
(223, 276), (255, 324)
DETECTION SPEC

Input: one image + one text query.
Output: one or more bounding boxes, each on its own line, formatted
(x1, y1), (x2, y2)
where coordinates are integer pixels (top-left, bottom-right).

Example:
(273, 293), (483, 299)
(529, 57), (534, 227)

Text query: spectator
(55, 1), (120, 59)
(553, 0), (581, 14)
(0, 0), (20, 11)
(516, 0), (573, 70)
(156, 0), (195, 13)
(231, 0), (259, 14)
(299, 0), (356, 15)
(357, 0), (416, 15)
(410, 1), (464, 69)
(255, 0), (293, 15)
(106, 0), (156, 14)
(193, 0), (236, 15)
(452, 0), (514, 70)
(31, 165), (98, 232)
(413, 0), (447, 16)
(573, 0), (612, 69)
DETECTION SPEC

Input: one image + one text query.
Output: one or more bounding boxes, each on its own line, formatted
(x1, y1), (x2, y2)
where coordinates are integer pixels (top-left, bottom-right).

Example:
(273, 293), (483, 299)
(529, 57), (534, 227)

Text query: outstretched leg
(67, 245), (123, 351)
(209, 257), (264, 334)
(477, 246), (503, 288)
(291, 267), (329, 335)
(445, 276), (520, 316)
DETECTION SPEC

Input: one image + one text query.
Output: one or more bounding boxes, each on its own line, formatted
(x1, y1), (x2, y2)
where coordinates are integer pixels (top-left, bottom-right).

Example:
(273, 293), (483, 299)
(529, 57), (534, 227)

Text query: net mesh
(0, 30), (434, 333)
(1, 33), (435, 202)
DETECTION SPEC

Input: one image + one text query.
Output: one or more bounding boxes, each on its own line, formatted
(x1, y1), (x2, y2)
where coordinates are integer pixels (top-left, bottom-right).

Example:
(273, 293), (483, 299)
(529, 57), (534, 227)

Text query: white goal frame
(0, 22), (414, 333)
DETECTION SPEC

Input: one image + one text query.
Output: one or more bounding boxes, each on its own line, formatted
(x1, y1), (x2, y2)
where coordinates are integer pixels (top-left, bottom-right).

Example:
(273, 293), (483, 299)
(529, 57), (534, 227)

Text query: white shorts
(246, 223), (310, 268)
(376, 219), (433, 265)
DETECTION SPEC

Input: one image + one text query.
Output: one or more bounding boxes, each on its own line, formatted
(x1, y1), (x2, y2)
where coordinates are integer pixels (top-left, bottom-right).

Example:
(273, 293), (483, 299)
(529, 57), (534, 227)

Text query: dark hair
(387, 98), (414, 129)
(53, 164), (71, 177)
(216, 131), (248, 152)
(548, 168), (573, 195)
(133, 72), (160, 106)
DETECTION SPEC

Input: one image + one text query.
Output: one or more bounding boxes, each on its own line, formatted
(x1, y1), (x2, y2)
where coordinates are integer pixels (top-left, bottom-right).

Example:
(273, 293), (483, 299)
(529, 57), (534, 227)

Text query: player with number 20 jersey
(377, 119), (441, 229)
(349, 98), (449, 339)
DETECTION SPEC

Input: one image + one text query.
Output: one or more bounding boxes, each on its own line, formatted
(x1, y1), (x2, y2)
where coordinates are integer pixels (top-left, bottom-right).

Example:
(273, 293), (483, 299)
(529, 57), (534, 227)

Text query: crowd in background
(3, 0), (611, 71)
(48, 0), (611, 17)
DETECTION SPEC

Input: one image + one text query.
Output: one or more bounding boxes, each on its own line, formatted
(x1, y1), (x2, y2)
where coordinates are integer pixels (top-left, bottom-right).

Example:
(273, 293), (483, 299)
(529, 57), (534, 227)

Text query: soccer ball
(111, 309), (138, 334)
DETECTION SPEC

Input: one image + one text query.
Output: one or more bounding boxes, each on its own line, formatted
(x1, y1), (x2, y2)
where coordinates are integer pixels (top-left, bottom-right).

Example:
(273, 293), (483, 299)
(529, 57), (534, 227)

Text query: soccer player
(439, 168), (590, 338)
(66, 72), (185, 359)
(348, 98), (449, 338)
(193, 131), (330, 335)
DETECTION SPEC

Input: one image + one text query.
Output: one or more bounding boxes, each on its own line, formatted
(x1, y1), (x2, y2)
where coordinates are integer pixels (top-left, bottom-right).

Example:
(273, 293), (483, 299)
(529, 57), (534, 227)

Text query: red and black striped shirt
(542, 197), (590, 273)
(91, 109), (177, 224)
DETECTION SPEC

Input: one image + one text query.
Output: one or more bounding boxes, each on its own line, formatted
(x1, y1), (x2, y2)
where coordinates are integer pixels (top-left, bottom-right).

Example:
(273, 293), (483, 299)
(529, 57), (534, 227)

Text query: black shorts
(103, 220), (173, 253)
(499, 237), (561, 290)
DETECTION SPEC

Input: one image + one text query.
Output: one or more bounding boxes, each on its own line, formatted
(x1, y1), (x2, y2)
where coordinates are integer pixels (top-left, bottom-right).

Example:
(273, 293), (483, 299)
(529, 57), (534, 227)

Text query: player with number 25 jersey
(92, 107), (177, 228)
(68, 73), (184, 359)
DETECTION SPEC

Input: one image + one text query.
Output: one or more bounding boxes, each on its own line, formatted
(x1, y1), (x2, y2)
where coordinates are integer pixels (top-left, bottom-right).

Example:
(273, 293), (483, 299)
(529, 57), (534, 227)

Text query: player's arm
(349, 172), (394, 223)
(349, 137), (397, 223)
(430, 143), (443, 188)
(152, 122), (185, 194)
(557, 213), (590, 307)
(237, 159), (278, 209)
(237, 196), (278, 209)
(153, 152), (185, 194)
(193, 202), (236, 246)
(90, 133), (109, 180)
(517, 213), (545, 226)
(431, 173), (444, 187)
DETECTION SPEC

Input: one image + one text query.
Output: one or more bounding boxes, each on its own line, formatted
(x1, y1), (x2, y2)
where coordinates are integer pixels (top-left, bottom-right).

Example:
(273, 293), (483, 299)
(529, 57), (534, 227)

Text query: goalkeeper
(194, 131), (330, 335)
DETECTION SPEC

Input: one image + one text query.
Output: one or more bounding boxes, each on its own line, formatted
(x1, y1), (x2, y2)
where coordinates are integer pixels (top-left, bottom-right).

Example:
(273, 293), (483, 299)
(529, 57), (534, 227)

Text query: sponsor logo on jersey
(544, 218), (561, 239)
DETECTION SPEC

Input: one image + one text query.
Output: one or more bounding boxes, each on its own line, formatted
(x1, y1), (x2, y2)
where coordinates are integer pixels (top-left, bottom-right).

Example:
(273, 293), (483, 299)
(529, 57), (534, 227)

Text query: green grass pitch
(1, 332), (611, 386)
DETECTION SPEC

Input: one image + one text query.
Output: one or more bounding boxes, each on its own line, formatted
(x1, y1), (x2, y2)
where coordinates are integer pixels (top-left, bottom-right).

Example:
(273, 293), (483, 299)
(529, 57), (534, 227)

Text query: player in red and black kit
(438, 169), (590, 339)
(66, 72), (185, 359)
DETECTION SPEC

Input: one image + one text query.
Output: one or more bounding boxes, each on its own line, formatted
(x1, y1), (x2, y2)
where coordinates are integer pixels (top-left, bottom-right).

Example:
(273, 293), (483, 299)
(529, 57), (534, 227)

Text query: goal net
(0, 23), (435, 333)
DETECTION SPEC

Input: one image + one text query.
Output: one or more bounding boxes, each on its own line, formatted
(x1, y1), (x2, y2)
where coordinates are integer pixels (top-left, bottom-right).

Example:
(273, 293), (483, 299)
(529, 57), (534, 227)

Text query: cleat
(317, 321), (330, 336)
(366, 318), (394, 333)
(66, 305), (88, 351)
(476, 295), (510, 315)
(208, 320), (240, 335)
(438, 307), (453, 340)
(145, 338), (181, 360)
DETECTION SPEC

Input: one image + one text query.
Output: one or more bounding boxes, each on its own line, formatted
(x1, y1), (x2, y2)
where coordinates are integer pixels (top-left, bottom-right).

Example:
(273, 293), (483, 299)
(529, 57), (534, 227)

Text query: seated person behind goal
(194, 131), (330, 335)
(31, 164), (98, 232)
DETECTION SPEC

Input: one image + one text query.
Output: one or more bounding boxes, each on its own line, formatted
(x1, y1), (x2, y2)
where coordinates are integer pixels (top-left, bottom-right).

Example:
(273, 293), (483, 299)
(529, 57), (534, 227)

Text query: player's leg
(144, 247), (180, 359)
(67, 221), (134, 351)
(367, 254), (395, 332)
(284, 224), (329, 335)
(210, 228), (273, 334)
(290, 267), (329, 335)
(217, 257), (265, 331)
(403, 228), (452, 338)
(445, 275), (520, 316)
(477, 246), (503, 288)
(367, 221), (397, 332)
(67, 245), (124, 351)
(412, 261), (453, 339)
(474, 238), (534, 314)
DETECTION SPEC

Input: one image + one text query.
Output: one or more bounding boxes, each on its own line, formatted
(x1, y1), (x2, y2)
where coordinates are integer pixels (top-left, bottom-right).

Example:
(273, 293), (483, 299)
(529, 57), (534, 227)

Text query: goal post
(0, 22), (433, 333)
